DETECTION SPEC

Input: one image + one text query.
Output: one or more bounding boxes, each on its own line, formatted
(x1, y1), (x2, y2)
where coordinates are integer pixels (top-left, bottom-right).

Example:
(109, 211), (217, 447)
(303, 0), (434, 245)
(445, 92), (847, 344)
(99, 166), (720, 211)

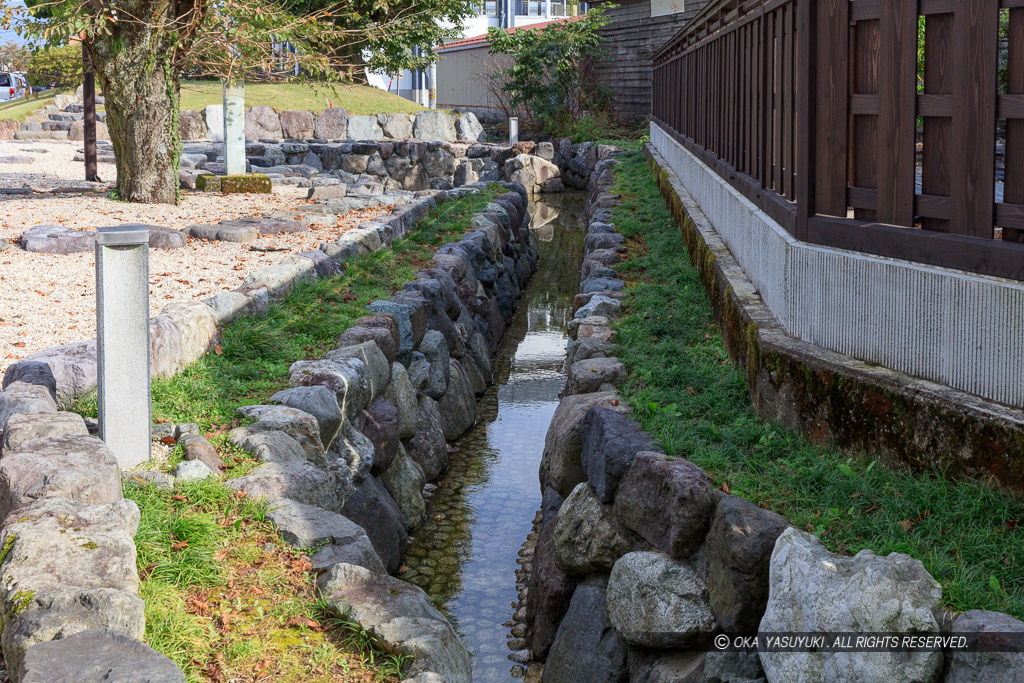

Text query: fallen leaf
(897, 520), (913, 532)
(160, 436), (176, 445)
(214, 344), (224, 355)
(720, 481), (730, 494)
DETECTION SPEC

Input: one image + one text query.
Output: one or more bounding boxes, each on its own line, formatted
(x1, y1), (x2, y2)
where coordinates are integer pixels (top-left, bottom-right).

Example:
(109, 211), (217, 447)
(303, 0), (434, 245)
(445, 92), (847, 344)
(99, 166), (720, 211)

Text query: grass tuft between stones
(608, 149), (1024, 619)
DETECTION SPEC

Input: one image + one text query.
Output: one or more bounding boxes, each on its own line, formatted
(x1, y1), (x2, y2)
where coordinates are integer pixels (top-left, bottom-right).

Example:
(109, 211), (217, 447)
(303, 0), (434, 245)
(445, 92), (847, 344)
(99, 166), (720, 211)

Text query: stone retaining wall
(0, 180), (539, 680)
(526, 158), (1024, 683)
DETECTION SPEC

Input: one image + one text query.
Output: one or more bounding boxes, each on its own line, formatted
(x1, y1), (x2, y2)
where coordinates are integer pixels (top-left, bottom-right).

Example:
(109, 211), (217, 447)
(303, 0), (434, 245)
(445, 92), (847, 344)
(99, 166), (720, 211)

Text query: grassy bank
(607, 149), (1024, 618)
(72, 186), (502, 680)
(178, 81), (423, 115)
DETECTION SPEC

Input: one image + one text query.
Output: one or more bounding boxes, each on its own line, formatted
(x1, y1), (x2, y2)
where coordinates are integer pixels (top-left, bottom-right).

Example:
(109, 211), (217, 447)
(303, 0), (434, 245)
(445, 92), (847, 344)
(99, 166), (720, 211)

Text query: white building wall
(651, 122), (1024, 408)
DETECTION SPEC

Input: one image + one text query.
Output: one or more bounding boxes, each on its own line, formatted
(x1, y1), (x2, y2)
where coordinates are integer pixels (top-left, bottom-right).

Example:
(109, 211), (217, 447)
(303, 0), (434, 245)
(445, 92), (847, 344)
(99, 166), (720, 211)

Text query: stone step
(49, 112), (83, 122)
(42, 121), (72, 132)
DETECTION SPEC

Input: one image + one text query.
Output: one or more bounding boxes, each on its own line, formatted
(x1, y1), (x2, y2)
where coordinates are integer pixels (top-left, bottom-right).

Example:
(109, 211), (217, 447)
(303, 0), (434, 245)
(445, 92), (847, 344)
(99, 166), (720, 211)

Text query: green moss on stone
(0, 535), (14, 565)
(195, 174), (221, 192)
(221, 174), (272, 194)
(10, 590), (34, 619)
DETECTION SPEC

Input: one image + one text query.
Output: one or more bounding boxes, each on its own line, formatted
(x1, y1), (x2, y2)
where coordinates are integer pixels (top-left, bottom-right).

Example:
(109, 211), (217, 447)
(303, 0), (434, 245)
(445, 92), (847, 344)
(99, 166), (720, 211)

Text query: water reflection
(400, 192), (585, 681)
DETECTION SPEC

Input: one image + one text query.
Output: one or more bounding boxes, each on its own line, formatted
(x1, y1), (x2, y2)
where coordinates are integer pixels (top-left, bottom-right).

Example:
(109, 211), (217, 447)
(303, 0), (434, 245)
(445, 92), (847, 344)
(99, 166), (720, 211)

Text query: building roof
(436, 16), (582, 52)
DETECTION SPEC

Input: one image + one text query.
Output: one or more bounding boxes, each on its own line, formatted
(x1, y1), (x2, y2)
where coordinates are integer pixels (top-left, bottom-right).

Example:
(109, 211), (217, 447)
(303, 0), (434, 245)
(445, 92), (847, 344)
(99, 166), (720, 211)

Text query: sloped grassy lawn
(609, 149), (1024, 619)
(178, 81), (424, 116)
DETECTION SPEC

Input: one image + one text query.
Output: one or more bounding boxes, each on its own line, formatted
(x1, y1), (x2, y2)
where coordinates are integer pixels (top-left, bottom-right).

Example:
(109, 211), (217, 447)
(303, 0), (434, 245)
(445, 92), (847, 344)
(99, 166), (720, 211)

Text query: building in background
(589, 0), (709, 118)
(367, 1), (589, 105)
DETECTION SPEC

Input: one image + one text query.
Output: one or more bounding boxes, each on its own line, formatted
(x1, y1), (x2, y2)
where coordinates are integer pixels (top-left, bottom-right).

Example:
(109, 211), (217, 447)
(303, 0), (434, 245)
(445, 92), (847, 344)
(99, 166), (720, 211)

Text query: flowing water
(400, 193), (586, 681)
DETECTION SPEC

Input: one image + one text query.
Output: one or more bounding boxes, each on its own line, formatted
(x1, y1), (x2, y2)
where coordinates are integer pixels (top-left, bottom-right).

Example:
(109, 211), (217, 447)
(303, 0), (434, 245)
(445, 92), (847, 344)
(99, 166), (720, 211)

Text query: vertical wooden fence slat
(922, 12), (954, 233)
(815, 0), (849, 217)
(782, 3), (794, 199)
(875, 1), (918, 227)
(951, 0), (997, 237)
(796, 0), (817, 239)
(774, 8), (784, 194)
(755, 13), (764, 184)
(852, 18), (880, 221)
(1007, 7), (1024, 243)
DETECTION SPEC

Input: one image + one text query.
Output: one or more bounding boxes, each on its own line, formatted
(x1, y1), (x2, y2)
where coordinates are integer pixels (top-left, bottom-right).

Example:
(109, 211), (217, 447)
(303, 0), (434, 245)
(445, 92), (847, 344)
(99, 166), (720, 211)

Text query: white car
(0, 73), (27, 102)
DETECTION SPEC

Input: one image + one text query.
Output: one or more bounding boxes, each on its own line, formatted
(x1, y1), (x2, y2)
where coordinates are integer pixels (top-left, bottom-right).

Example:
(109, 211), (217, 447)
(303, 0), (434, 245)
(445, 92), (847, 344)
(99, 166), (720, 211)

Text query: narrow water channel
(400, 193), (586, 681)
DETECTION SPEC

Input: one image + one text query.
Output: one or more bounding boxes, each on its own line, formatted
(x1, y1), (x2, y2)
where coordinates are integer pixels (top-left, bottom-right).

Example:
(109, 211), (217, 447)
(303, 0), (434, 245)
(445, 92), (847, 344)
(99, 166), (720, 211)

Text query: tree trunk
(87, 26), (181, 204)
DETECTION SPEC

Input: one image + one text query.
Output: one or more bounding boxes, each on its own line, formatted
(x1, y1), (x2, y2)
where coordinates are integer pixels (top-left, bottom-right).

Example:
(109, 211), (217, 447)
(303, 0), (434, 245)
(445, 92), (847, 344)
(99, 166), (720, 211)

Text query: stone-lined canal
(400, 193), (585, 681)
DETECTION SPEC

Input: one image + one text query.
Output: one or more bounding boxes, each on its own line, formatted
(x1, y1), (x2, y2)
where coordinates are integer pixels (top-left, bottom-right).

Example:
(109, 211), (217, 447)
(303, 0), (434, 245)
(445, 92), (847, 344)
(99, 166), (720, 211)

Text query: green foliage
(487, 8), (613, 137)
(609, 149), (1024, 619)
(25, 45), (82, 88)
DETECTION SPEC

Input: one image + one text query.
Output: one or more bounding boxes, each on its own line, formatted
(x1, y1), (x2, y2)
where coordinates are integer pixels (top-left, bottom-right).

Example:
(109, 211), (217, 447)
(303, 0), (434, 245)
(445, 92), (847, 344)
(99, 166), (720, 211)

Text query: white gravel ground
(0, 140), (387, 374)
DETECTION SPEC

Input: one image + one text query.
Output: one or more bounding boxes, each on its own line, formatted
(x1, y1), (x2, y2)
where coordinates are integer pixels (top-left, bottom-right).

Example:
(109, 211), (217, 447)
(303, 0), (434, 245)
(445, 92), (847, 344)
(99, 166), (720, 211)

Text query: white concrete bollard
(509, 117), (519, 145)
(95, 226), (151, 469)
(223, 80), (246, 176)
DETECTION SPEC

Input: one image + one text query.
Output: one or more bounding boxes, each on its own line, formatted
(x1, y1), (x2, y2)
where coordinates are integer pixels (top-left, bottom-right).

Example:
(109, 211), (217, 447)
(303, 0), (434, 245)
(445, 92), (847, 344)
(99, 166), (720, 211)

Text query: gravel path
(0, 140), (387, 374)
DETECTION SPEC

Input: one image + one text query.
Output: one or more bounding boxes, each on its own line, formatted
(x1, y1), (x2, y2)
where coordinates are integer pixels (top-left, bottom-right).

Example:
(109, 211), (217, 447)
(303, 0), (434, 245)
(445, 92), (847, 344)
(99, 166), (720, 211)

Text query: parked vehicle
(0, 73), (27, 101)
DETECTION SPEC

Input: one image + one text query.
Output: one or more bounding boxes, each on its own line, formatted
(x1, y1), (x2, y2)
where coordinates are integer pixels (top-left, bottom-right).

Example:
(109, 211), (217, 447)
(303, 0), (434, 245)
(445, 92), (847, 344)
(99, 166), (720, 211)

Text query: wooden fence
(652, 0), (1024, 281)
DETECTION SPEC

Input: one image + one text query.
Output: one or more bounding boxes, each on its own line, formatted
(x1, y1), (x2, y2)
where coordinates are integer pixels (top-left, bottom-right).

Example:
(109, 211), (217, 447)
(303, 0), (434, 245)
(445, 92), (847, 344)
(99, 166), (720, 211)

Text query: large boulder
(267, 498), (375, 552)
(383, 113), (413, 140)
(566, 357), (627, 396)
(229, 428), (308, 464)
(363, 397), (401, 474)
(629, 650), (706, 683)
(226, 461), (340, 512)
(326, 342), (391, 402)
(506, 154), (561, 195)
(244, 105), (283, 139)
(314, 108), (348, 139)
(405, 396), (448, 481)
(157, 301), (219, 373)
(580, 407), (660, 503)
(20, 225), (94, 254)
(418, 331), (450, 400)
(758, 528), (943, 682)
(378, 444), (426, 530)
(235, 404), (326, 466)
(526, 517), (577, 660)
(0, 497), (143, 678)
(0, 411), (88, 457)
(454, 113), (485, 143)
(543, 575), (628, 683)
(341, 475), (408, 574)
(0, 383), (58, 440)
(347, 115), (384, 141)
(413, 111), (457, 143)
(2, 341), (98, 405)
(436, 359), (476, 441)
(607, 551), (717, 649)
(0, 434), (122, 520)
(382, 362), (418, 440)
(21, 630), (183, 683)
(554, 483), (638, 576)
(613, 452), (715, 561)
(317, 563), (471, 682)
(270, 385), (345, 450)
(540, 391), (630, 498)
(289, 358), (371, 421)
(706, 495), (789, 632)
(329, 425), (376, 484)
(178, 109), (207, 140)
(280, 110), (315, 139)
(947, 610), (1024, 683)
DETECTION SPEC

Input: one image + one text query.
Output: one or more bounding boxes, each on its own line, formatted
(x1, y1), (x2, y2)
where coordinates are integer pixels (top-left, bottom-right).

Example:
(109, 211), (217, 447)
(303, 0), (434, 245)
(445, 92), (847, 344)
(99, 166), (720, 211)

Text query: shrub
(26, 45), (82, 88)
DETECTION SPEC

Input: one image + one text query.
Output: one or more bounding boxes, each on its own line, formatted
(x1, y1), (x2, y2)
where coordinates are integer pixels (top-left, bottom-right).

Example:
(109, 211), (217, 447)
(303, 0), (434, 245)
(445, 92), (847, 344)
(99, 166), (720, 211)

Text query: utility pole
(81, 41), (99, 182)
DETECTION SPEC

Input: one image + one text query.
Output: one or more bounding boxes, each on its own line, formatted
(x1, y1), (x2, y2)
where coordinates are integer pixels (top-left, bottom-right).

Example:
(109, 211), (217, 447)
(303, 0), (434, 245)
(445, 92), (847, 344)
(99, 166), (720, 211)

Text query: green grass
(125, 477), (405, 682)
(178, 80), (424, 115)
(0, 90), (66, 122)
(608, 149), (1024, 618)
(73, 185), (503, 429)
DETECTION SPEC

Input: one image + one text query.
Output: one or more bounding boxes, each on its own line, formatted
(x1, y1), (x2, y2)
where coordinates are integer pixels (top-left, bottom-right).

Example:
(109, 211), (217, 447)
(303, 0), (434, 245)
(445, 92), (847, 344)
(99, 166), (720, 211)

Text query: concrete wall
(650, 122), (1024, 409)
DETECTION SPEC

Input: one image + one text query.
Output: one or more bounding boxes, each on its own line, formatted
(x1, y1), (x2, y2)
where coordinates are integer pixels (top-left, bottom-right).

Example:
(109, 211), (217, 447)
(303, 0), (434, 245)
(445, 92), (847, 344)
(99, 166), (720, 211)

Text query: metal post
(509, 117), (519, 144)
(82, 42), (98, 182)
(428, 64), (437, 110)
(95, 226), (151, 469)
(223, 80), (246, 176)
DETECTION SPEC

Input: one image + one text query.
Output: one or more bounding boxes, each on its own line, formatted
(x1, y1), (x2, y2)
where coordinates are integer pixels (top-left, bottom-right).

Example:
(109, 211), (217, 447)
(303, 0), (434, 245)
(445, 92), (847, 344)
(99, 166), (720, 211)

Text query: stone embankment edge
(524, 151), (1024, 683)
(643, 143), (1024, 493)
(0, 169), (590, 680)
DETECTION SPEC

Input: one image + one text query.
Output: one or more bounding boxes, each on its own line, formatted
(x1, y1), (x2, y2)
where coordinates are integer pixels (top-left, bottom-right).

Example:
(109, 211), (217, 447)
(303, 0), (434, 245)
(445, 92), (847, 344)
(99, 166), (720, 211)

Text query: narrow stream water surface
(401, 193), (585, 681)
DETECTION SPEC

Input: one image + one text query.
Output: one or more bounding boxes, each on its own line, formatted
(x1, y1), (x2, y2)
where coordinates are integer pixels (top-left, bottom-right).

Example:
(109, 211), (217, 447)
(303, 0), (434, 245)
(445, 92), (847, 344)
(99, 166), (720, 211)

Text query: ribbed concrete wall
(651, 122), (1024, 408)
